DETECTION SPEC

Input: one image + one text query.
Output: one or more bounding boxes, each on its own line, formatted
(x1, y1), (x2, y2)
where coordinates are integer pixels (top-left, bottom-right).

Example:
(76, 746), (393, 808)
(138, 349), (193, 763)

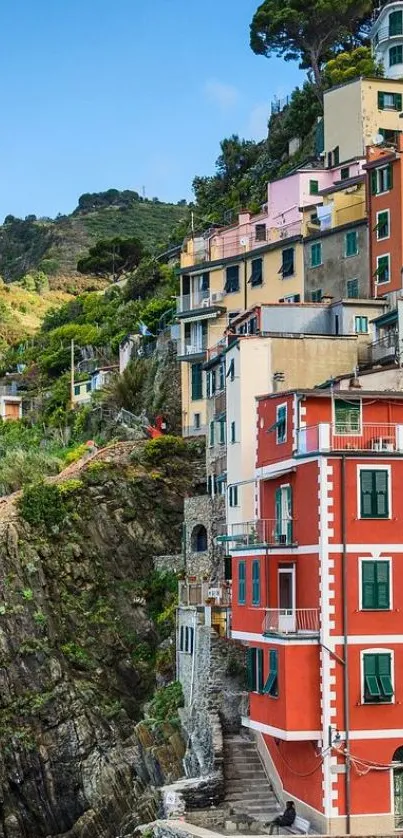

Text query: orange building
(366, 134), (403, 299)
(230, 388), (403, 834)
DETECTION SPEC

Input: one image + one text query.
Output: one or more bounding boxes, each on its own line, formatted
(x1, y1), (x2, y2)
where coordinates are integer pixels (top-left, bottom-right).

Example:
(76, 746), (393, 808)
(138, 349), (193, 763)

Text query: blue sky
(0, 0), (303, 219)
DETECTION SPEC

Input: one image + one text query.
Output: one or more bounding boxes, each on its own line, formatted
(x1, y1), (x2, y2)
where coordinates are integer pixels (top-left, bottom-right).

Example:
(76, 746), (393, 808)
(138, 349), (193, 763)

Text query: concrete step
(225, 776), (270, 787)
(226, 791), (278, 802)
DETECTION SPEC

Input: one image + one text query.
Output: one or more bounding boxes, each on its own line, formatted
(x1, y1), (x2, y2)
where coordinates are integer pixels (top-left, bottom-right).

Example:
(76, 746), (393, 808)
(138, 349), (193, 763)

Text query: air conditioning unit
(208, 587), (221, 600)
(371, 438), (395, 452)
(211, 291), (224, 303)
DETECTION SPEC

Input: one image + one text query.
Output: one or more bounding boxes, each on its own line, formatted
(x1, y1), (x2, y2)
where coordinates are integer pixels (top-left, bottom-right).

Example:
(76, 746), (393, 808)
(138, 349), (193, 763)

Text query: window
(219, 417), (226, 444)
(311, 289), (322, 302)
(225, 265), (240, 293)
(229, 485), (239, 507)
(345, 230), (358, 257)
(334, 399), (361, 434)
(218, 363), (225, 391)
(378, 91), (403, 111)
(379, 128), (400, 145)
(191, 363), (203, 400)
(255, 223), (266, 242)
(230, 421), (236, 443)
(371, 165), (393, 195)
(194, 413), (201, 430)
(359, 468), (389, 519)
(179, 625), (194, 654)
(390, 10), (403, 36)
(210, 369), (216, 396)
(86, 382), (92, 392)
(250, 257), (263, 287)
(310, 242), (322, 267)
(355, 316), (368, 334)
(238, 560), (246, 604)
(263, 650), (279, 698)
(281, 248), (295, 278)
(252, 560), (260, 606)
(209, 421), (215, 447)
(275, 485), (293, 544)
(333, 146), (340, 166)
(200, 272), (210, 292)
(376, 210), (390, 240)
(390, 44), (403, 66)
(309, 179), (319, 195)
(282, 294), (300, 303)
(376, 254), (390, 285)
(363, 652), (393, 703)
(276, 404), (287, 443)
(361, 560), (390, 610)
(340, 166), (350, 180)
(246, 647), (264, 693)
(227, 358), (235, 381)
(191, 525), (208, 553)
(347, 278), (359, 299)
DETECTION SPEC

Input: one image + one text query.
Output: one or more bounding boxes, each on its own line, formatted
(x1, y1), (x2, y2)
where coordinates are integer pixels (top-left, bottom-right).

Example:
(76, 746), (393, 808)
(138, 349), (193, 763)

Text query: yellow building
(324, 76), (403, 166)
(177, 234), (304, 436)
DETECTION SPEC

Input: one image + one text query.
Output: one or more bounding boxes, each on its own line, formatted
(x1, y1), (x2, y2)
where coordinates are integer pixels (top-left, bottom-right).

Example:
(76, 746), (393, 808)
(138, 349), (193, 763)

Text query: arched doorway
(191, 524), (208, 553)
(393, 746), (403, 829)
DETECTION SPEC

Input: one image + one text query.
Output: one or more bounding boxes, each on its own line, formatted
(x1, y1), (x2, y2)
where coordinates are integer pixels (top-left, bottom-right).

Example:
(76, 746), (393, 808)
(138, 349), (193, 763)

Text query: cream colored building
(324, 77), (403, 167)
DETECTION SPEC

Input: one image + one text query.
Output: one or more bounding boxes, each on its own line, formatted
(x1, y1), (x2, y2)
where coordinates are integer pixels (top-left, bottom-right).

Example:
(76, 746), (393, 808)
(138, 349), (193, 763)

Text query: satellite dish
(239, 236), (249, 247)
(373, 133), (384, 145)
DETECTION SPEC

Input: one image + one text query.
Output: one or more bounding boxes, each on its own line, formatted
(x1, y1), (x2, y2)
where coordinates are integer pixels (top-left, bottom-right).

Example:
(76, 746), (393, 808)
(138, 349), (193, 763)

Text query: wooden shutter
(263, 649), (279, 696)
(378, 653), (393, 697)
(180, 626), (184, 651)
(257, 648), (264, 693)
(286, 485), (293, 543)
(252, 560), (260, 605)
(371, 170), (378, 195)
(364, 653), (381, 699)
(396, 93), (403, 111)
(360, 470), (375, 517)
(378, 91), (385, 109)
(246, 648), (255, 691)
(376, 561), (390, 609)
(362, 561), (376, 609)
(275, 488), (282, 541)
(387, 164), (393, 191)
(238, 561), (246, 604)
(375, 470), (389, 517)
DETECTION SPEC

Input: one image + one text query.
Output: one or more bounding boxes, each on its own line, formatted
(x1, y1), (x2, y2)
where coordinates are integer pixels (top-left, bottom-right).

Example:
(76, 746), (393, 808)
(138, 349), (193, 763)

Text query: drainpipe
(244, 255), (248, 311)
(341, 454), (351, 834)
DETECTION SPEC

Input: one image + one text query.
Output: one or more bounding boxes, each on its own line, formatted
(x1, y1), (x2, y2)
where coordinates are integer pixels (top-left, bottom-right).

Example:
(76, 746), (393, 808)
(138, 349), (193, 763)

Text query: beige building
(324, 77), (403, 167)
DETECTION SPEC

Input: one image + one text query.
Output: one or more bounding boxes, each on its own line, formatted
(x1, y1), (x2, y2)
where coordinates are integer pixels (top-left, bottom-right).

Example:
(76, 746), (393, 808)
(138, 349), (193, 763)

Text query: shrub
(147, 681), (184, 724)
(63, 445), (87, 466)
(19, 483), (66, 529)
(142, 435), (186, 464)
(0, 447), (61, 495)
(57, 478), (83, 495)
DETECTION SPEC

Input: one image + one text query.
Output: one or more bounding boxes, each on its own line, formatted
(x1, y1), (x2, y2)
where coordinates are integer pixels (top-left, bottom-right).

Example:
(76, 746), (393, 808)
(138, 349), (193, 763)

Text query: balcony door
(278, 566), (295, 633)
(275, 485), (292, 543)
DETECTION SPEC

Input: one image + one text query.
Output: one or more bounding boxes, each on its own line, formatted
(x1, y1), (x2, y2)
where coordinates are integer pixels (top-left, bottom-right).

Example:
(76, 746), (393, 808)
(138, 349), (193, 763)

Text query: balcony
(263, 608), (320, 638)
(297, 423), (403, 455)
(222, 518), (296, 548)
(371, 331), (397, 365)
(178, 580), (231, 607)
(177, 336), (208, 359)
(176, 291), (226, 316)
(373, 24), (403, 46)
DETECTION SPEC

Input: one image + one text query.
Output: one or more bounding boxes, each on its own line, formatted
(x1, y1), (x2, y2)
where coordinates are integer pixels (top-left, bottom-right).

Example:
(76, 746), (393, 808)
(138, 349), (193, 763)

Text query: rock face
(0, 440), (202, 838)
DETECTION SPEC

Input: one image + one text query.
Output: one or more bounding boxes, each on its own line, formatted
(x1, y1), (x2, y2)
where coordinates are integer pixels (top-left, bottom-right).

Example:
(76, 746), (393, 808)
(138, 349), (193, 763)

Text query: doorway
(278, 566), (296, 633)
(393, 747), (403, 830)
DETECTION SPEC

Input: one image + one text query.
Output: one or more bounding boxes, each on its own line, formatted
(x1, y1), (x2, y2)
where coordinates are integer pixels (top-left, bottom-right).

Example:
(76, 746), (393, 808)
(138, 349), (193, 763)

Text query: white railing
(176, 290), (210, 314)
(177, 339), (208, 357)
(297, 423), (403, 455)
(263, 608), (319, 636)
(372, 332), (397, 364)
(227, 518), (295, 547)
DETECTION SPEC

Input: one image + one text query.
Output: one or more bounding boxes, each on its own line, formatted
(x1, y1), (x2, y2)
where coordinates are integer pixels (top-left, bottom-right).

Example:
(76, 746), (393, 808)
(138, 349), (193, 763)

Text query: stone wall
(154, 554), (185, 574)
(183, 495), (225, 581)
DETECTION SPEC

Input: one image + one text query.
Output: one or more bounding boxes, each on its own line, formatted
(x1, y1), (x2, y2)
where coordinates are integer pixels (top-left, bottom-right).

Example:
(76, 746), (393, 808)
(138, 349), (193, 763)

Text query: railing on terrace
(371, 331), (398, 364)
(297, 423), (403, 455)
(177, 337), (208, 357)
(178, 580), (231, 607)
(263, 608), (320, 637)
(176, 291), (210, 314)
(209, 222), (302, 261)
(206, 338), (228, 362)
(225, 518), (295, 548)
(373, 25), (403, 46)
(182, 424), (207, 438)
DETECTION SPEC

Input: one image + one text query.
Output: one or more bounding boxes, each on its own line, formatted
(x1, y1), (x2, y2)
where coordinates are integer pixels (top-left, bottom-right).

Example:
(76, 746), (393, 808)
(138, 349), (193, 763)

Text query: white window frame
(276, 403), (287, 444)
(358, 557), (392, 611)
(377, 166), (392, 194)
(179, 625), (194, 655)
(360, 648), (395, 705)
(376, 209), (390, 242)
(355, 315), (369, 334)
(332, 398), (363, 436)
(356, 464), (392, 520)
(376, 252), (390, 285)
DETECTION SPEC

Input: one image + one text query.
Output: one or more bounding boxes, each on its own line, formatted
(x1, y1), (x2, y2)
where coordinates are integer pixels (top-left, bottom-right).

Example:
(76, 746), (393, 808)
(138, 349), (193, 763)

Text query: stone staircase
(223, 734), (280, 824)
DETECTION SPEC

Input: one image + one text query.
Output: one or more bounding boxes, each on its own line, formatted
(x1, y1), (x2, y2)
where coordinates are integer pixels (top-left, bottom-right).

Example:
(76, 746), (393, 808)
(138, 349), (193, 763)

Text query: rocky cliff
(0, 437), (203, 838)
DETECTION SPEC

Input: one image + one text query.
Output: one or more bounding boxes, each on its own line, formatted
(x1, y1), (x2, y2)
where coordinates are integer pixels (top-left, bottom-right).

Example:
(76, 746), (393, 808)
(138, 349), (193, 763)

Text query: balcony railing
(297, 423), (403, 455)
(178, 580), (231, 607)
(371, 331), (397, 365)
(263, 608), (320, 637)
(182, 424), (207, 438)
(177, 337), (208, 358)
(176, 290), (210, 314)
(225, 519), (295, 548)
(373, 24), (403, 46)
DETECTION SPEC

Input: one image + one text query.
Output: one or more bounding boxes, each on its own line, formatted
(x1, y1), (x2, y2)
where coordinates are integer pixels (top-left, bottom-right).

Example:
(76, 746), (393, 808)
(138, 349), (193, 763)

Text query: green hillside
(0, 194), (187, 282)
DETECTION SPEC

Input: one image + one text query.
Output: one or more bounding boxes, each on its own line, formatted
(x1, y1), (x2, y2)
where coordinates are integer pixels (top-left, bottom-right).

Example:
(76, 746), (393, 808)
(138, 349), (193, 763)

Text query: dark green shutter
(378, 91), (385, 110)
(362, 561), (376, 609)
(252, 560), (260, 605)
(246, 648), (255, 691)
(375, 470), (389, 517)
(387, 164), (393, 191)
(371, 170), (378, 195)
(257, 648), (264, 693)
(364, 653), (381, 698)
(191, 363), (203, 400)
(376, 561), (390, 609)
(286, 485), (292, 543)
(275, 487), (282, 541)
(360, 471), (377, 517)
(238, 561), (246, 604)
(378, 654), (393, 697)
(396, 93), (403, 111)
(264, 649), (278, 696)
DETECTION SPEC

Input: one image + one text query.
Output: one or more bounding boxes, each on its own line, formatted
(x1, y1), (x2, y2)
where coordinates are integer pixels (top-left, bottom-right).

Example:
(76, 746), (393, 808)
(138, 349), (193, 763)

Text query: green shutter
(335, 399), (360, 433)
(191, 363), (203, 400)
(376, 561), (390, 609)
(375, 470), (389, 517)
(396, 93), (403, 111)
(360, 470), (375, 517)
(378, 654), (394, 698)
(387, 164), (393, 191)
(362, 561), (376, 609)
(371, 170), (378, 195)
(378, 91), (385, 110)
(364, 653), (381, 698)
(390, 10), (403, 35)
(246, 648), (255, 691)
(209, 421), (215, 446)
(257, 648), (264, 693)
(252, 560), (260, 605)
(286, 485), (293, 543)
(238, 561), (246, 604)
(346, 231), (357, 257)
(264, 649), (278, 696)
(275, 487), (282, 541)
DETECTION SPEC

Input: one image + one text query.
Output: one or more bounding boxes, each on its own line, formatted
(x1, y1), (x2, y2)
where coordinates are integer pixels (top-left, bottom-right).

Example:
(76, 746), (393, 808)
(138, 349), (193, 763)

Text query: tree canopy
(322, 46), (383, 88)
(76, 236), (145, 278)
(250, 0), (372, 89)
